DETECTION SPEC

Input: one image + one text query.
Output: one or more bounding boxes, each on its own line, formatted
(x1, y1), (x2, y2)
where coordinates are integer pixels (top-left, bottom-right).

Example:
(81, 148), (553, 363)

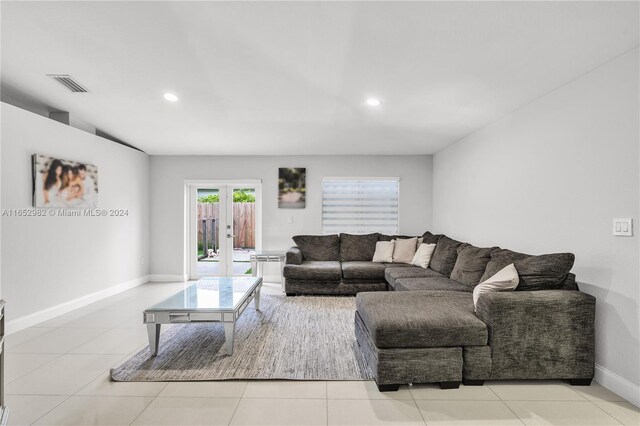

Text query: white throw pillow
(473, 263), (520, 309)
(392, 237), (418, 264)
(372, 241), (395, 263)
(411, 243), (437, 269)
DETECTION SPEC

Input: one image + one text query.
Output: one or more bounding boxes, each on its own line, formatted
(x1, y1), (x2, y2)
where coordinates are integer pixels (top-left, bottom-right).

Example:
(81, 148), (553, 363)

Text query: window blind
(322, 178), (399, 235)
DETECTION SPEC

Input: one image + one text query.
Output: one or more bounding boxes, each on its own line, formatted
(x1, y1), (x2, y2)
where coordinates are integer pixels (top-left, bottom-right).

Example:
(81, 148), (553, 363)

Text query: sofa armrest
(286, 247), (303, 265)
(475, 290), (595, 380)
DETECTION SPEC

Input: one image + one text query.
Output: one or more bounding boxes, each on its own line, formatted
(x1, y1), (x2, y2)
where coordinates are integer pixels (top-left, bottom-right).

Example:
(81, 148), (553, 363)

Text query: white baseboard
(147, 274), (280, 283)
(595, 363), (640, 407)
(148, 274), (188, 282)
(6, 275), (150, 335)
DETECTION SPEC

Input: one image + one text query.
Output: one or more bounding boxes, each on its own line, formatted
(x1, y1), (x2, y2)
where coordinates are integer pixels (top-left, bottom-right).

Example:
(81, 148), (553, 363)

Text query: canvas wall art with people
(32, 154), (99, 208)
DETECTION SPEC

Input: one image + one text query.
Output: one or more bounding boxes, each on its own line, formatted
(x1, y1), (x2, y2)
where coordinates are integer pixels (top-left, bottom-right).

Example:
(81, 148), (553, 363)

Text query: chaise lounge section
(355, 290), (485, 390)
(355, 284), (595, 390)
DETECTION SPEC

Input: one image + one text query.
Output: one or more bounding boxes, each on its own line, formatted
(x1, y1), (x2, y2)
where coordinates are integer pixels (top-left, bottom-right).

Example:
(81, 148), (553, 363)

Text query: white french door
(187, 180), (262, 279)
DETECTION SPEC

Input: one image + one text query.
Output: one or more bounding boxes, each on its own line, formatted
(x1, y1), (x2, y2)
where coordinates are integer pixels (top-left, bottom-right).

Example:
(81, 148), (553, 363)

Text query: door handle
(227, 234), (238, 238)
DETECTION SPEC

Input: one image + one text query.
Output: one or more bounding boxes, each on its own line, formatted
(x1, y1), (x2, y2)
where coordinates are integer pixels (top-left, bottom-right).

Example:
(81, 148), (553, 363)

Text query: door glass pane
(232, 188), (256, 275)
(196, 188), (220, 276)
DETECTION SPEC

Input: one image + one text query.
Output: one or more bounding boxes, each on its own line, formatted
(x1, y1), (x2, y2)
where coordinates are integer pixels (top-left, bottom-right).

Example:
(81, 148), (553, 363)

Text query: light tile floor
(5, 282), (639, 425)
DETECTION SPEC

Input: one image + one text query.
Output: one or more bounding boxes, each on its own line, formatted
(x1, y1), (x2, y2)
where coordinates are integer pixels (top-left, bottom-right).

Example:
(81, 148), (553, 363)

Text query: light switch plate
(613, 218), (633, 236)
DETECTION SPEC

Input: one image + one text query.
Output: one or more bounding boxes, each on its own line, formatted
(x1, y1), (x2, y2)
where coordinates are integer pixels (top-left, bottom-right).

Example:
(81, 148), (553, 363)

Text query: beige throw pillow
(411, 243), (437, 269)
(372, 241), (395, 263)
(392, 237), (418, 264)
(473, 263), (519, 309)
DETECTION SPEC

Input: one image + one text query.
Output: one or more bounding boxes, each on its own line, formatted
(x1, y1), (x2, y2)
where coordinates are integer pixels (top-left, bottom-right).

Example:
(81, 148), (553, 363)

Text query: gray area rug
(110, 294), (373, 381)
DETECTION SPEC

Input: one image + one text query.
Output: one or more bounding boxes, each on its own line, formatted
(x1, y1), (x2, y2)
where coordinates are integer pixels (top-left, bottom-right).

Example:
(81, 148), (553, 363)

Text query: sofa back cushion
(411, 243), (437, 269)
(561, 273), (579, 291)
(339, 233), (379, 261)
(392, 237), (418, 264)
(472, 263), (519, 309)
(429, 235), (463, 277)
(378, 234), (414, 241)
(481, 249), (575, 291)
(372, 241), (395, 263)
(292, 234), (340, 261)
(421, 231), (442, 245)
(450, 244), (499, 287)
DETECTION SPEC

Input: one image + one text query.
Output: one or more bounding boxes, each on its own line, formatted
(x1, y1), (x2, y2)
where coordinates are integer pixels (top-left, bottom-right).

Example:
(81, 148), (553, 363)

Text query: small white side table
(250, 251), (286, 291)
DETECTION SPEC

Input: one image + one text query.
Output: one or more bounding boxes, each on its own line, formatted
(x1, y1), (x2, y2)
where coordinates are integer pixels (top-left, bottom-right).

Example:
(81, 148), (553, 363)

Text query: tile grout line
(325, 381), (329, 425)
(127, 394), (158, 426)
(497, 399), (526, 426)
(581, 400), (625, 425)
(492, 398), (605, 402)
(488, 382), (530, 425)
(14, 326), (114, 356)
(28, 394), (74, 425)
(66, 354), (131, 400)
(154, 395), (243, 399)
(410, 392), (429, 426)
(4, 353), (64, 386)
(227, 381), (249, 425)
(5, 329), (49, 350)
(486, 384), (501, 400)
(490, 381), (581, 425)
(6, 353), (126, 397)
(8, 288), (157, 426)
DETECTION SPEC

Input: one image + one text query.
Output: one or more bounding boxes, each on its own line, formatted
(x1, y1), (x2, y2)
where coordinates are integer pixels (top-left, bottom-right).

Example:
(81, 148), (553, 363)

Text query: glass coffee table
(143, 276), (263, 356)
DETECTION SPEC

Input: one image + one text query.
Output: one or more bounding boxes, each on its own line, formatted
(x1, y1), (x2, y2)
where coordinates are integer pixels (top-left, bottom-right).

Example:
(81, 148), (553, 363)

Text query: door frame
(185, 179), (262, 280)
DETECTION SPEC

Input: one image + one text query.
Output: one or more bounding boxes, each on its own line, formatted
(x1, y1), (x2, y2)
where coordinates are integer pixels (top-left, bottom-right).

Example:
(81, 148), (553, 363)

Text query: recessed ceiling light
(163, 93), (178, 102)
(366, 97), (382, 107)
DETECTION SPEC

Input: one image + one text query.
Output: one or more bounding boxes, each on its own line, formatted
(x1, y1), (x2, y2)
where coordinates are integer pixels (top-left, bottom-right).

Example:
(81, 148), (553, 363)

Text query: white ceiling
(1, 1), (638, 155)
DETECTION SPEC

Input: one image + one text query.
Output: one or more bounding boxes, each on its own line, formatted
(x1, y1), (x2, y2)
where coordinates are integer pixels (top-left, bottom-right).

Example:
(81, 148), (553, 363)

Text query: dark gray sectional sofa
(284, 232), (595, 392)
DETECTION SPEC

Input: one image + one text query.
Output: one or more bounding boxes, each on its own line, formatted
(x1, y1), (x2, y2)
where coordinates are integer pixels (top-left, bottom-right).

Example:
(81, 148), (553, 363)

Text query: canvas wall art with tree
(278, 168), (306, 208)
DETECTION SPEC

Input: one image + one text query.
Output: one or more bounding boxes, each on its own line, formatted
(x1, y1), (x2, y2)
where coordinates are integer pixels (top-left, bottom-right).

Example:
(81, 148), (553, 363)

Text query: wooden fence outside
(197, 202), (255, 250)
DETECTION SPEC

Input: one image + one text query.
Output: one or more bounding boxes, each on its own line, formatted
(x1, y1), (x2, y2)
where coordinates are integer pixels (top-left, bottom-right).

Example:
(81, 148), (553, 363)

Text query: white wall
(1, 103), (150, 327)
(433, 49), (640, 403)
(149, 155), (433, 277)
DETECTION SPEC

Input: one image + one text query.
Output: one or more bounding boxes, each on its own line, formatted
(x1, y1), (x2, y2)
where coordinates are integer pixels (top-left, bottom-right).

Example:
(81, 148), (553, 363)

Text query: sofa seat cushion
(286, 279), (386, 295)
(342, 261), (387, 280)
(355, 291), (487, 348)
(385, 266), (444, 286)
(292, 235), (340, 261)
(394, 277), (473, 292)
(340, 233), (379, 261)
(283, 261), (342, 281)
(382, 263), (415, 268)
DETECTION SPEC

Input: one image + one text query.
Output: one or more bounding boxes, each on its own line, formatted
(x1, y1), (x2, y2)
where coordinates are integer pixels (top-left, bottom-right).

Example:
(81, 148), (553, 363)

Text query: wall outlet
(288, 216), (294, 224)
(613, 218), (633, 237)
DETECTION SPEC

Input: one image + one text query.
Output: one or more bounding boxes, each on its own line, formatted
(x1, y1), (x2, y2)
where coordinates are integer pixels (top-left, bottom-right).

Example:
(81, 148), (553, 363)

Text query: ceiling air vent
(47, 74), (89, 93)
